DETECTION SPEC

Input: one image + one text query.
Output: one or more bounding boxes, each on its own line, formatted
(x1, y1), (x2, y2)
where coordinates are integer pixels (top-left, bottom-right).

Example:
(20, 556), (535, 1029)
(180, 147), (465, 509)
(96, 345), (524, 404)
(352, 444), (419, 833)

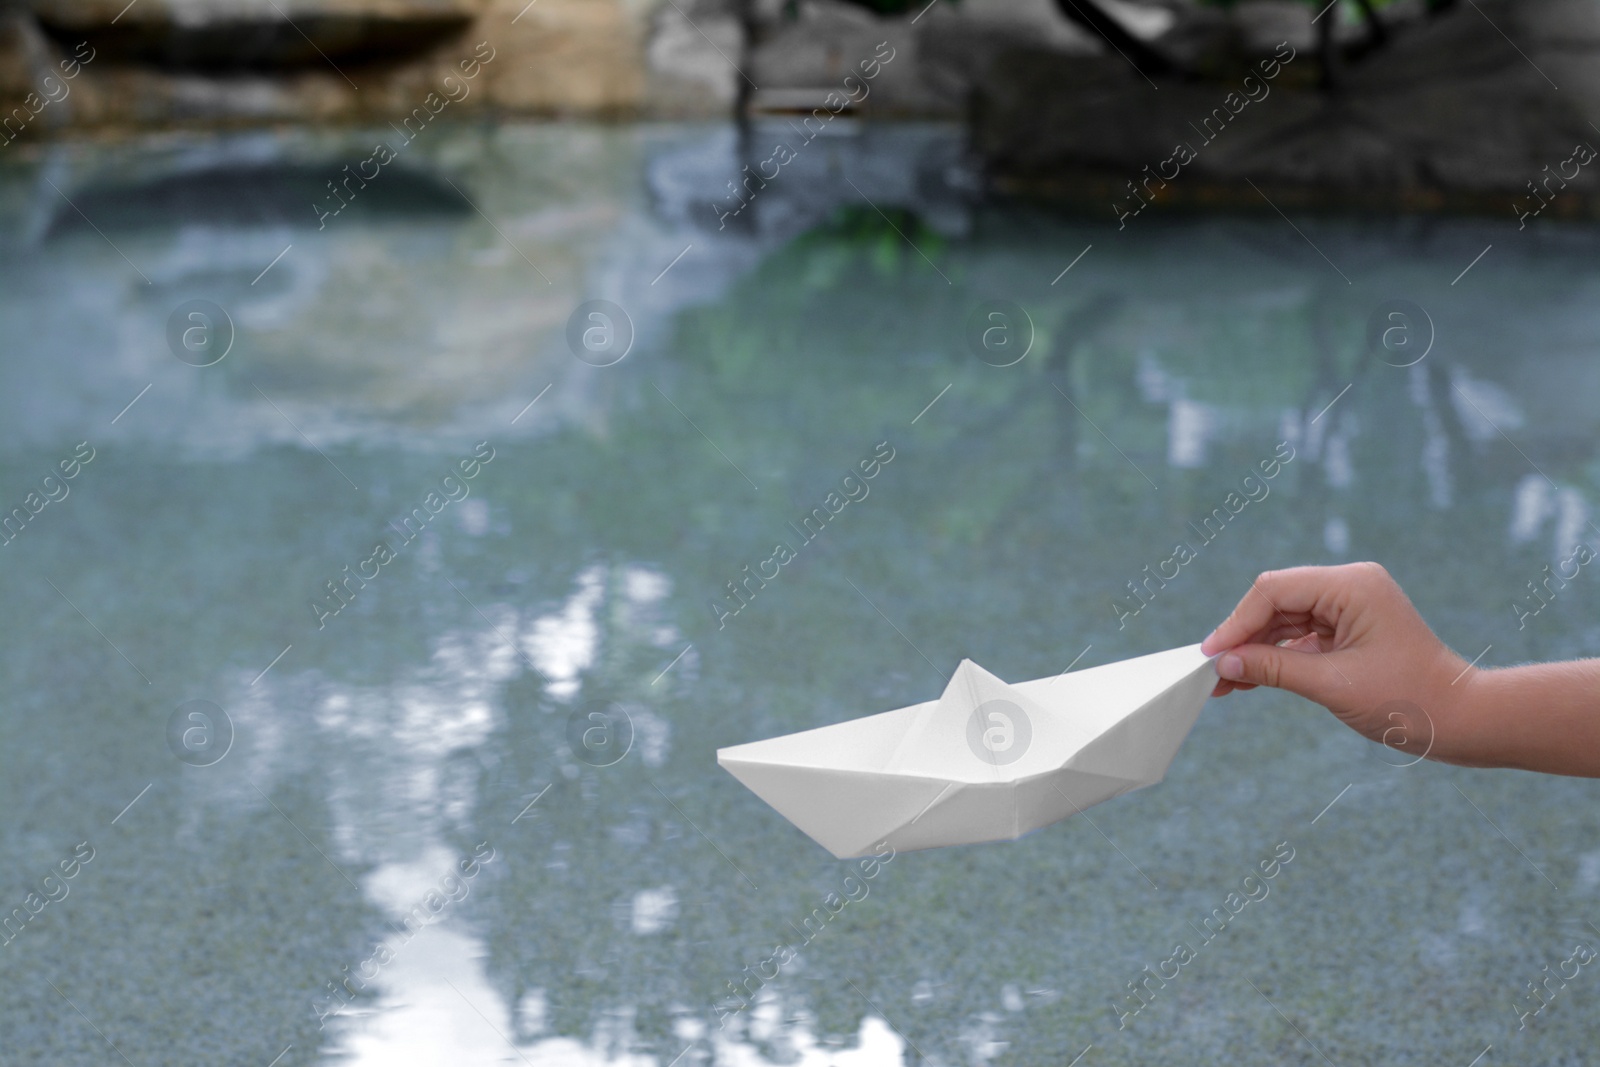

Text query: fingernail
(1218, 654), (1243, 680)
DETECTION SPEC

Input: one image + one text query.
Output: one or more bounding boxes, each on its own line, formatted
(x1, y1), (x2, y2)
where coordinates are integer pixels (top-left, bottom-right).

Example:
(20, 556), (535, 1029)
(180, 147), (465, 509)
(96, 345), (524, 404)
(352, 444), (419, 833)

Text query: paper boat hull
(877, 767), (1141, 855)
(718, 644), (1216, 858)
(716, 758), (951, 860)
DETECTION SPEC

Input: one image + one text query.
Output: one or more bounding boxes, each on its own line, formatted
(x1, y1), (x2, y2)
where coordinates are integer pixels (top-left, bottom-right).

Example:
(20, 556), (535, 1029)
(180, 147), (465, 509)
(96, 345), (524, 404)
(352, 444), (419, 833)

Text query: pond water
(2, 121), (1599, 1067)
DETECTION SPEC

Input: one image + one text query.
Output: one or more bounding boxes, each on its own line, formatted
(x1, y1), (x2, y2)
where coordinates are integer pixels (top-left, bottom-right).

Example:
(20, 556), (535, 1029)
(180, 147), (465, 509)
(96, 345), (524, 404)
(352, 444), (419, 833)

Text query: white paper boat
(717, 644), (1216, 858)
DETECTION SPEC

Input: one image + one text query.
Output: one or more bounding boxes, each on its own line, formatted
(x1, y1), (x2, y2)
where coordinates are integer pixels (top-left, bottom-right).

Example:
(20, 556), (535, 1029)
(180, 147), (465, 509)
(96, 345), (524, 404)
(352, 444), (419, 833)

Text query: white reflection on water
(711, 1007), (905, 1067)
(1579, 851), (1600, 890)
(528, 565), (607, 702)
(1449, 367), (1524, 443)
(1166, 397), (1213, 470)
(1134, 354), (1225, 471)
(328, 924), (535, 1065)
(267, 558), (688, 1062)
(1552, 485), (1589, 562)
(1323, 426), (1354, 489)
(630, 885), (680, 935)
(330, 920), (908, 1065)
(1509, 473), (1592, 562)
(1408, 362), (1451, 509)
(1323, 515), (1351, 556)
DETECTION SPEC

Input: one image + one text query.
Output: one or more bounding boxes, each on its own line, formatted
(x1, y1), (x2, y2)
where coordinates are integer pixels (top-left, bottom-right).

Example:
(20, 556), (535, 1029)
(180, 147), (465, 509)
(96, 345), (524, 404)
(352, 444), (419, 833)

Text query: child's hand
(1200, 563), (1469, 760)
(1203, 562), (1600, 776)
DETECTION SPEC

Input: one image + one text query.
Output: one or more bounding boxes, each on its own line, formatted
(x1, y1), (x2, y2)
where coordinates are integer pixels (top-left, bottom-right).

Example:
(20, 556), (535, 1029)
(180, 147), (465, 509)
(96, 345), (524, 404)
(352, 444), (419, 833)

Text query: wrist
(1436, 666), (1533, 770)
(1423, 650), (1497, 767)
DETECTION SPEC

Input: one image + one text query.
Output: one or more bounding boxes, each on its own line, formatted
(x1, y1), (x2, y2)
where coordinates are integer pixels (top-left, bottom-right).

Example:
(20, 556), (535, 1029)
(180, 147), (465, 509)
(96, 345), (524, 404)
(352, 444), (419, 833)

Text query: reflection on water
(2, 122), (1600, 1066)
(41, 160), (469, 238)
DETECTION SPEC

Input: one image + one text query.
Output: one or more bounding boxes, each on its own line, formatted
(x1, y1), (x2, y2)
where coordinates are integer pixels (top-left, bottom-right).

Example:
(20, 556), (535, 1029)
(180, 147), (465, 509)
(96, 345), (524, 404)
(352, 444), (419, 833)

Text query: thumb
(1215, 642), (1344, 704)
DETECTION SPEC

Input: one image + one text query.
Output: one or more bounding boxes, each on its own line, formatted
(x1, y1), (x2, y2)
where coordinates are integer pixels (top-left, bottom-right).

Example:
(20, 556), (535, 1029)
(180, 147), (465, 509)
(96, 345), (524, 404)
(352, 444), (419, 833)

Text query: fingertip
(1202, 624), (1240, 657)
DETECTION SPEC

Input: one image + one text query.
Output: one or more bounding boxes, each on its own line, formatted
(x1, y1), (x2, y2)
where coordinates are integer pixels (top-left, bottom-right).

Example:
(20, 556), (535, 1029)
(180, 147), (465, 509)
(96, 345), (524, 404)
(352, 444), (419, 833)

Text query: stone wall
(0, 0), (1066, 134)
(5, 0), (1600, 214)
(0, 0), (749, 134)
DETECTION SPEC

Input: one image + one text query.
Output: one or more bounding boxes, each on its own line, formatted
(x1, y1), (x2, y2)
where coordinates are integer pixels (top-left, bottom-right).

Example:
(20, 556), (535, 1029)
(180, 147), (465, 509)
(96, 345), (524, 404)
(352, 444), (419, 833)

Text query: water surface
(2, 122), (1599, 1066)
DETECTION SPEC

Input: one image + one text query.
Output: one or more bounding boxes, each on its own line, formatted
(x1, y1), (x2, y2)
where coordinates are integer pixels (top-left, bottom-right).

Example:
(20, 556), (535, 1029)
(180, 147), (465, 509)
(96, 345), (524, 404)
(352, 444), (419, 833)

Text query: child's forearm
(1449, 660), (1600, 777)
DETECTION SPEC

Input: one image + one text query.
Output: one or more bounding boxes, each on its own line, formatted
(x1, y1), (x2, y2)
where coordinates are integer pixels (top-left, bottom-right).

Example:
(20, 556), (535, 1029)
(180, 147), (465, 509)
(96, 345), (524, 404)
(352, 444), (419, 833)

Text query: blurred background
(3, 1), (1600, 1065)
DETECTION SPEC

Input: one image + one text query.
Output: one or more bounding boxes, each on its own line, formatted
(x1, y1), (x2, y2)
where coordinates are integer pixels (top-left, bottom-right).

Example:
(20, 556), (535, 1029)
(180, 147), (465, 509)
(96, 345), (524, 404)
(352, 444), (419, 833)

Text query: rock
(475, 0), (646, 116)
(0, 0), (740, 131)
(1230, 0), (1314, 55)
(971, 0), (1600, 214)
(644, 0), (743, 115)
(36, 18), (475, 74)
(746, 0), (945, 116)
(29, 0), (482, 71)
(914, 0), (1095, 118)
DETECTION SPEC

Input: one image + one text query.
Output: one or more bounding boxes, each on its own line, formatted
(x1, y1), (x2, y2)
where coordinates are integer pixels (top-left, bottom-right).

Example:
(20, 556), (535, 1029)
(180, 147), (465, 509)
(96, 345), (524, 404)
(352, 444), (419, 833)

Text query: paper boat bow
(718, 644), (1215, 858)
